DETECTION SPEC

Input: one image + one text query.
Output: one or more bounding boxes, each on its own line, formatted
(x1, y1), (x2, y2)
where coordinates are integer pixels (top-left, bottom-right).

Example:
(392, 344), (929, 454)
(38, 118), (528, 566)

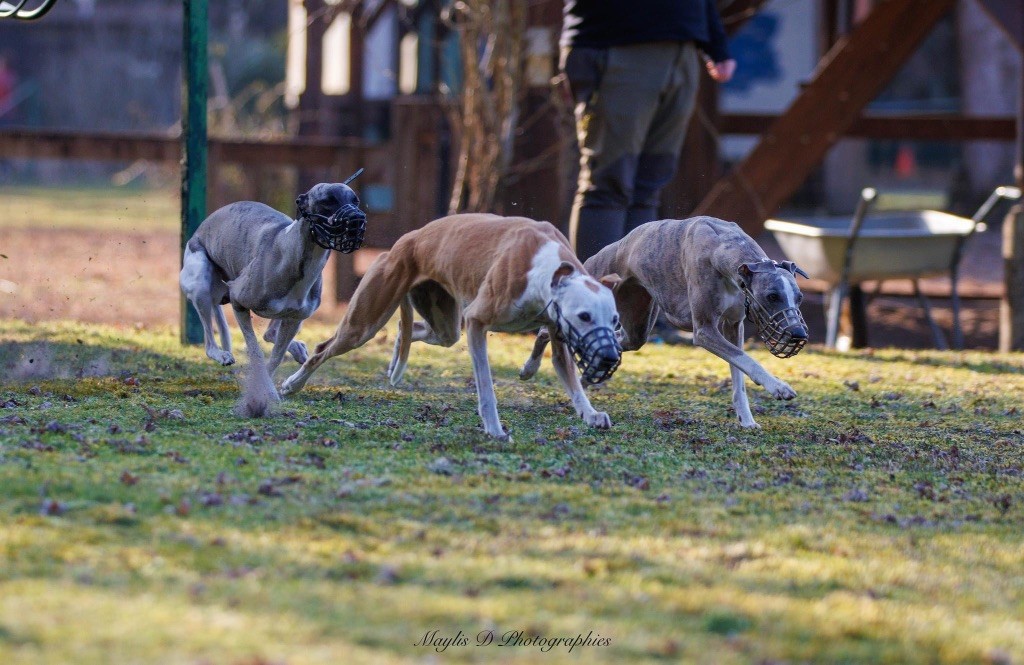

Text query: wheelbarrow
(764, 185), (1022, 350)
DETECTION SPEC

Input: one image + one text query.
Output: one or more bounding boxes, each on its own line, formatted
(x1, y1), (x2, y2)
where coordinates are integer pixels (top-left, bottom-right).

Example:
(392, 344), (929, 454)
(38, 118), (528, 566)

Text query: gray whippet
(179, 173), (366, 409)
(520, 216), (809, 428)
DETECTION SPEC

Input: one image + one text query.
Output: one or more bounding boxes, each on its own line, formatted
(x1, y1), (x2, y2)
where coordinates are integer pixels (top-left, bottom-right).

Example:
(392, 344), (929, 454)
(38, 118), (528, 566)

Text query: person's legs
(625, 42), (701, 235)
(631, 43), (702, 343)
(564, 43), (677, 261)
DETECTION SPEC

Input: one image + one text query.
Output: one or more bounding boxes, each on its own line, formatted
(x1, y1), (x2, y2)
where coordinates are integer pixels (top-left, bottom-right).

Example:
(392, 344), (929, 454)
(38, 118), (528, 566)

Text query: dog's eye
(612, 314), (620, 327)
(767, 293), (780, 303)
(578, 312), (592, 323)
(796, 293), (804, 304)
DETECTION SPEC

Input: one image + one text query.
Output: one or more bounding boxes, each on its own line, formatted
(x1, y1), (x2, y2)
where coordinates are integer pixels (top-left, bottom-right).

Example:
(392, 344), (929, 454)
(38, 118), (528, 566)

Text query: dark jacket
(561, 0), (730, 62)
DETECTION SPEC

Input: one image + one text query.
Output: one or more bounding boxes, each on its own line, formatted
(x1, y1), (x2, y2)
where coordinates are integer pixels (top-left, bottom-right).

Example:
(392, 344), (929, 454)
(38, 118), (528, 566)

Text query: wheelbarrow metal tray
(764, 211), (974, 284)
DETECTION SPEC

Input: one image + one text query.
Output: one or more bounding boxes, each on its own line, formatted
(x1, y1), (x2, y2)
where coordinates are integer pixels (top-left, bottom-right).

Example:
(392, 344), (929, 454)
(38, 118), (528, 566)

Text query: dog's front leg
(549, 332), (611, 429)
(466, 318), (509, 441)
(693, 318), (796, 401)
(232, 306), (280, 408)
(723, 320), (758, 428)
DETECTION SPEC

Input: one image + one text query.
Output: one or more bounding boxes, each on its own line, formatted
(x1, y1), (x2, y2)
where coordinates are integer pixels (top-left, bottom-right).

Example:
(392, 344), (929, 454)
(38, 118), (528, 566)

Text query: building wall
(0, 1), (183, 131)
(958, 0), (1021, 197)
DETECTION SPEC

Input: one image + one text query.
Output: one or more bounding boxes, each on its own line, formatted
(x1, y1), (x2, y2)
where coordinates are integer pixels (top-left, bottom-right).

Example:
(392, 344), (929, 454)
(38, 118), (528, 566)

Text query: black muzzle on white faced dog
(546, 301), (622, 385)
(739, 260), (809, 359)
(305, 169), (367, 254)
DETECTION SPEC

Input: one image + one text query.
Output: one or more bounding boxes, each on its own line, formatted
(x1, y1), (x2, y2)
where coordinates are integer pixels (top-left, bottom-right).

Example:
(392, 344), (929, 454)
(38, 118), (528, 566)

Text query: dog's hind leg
(281, 249), (413, 396)
(724, 320), (758, 428)
(466, 317), (509, 440)
(265, 319), (304, 376)
(387, 296), (414, 386)
(264, 319), (308, 366)
(180, 247), (235, 366)
(213, 304), (232, 356)
(549, 330), (611, 429)
(389, 281), (462, 385)
(519, 329), (550, 380)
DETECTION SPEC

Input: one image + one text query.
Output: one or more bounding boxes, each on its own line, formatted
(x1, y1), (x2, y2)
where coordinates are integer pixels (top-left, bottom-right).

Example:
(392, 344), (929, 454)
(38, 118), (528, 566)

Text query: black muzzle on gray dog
(308, 203), (366, 253)
(546, 301), (622, 385)
(740, 260), (809, 359)
(304, 168), (368, 254)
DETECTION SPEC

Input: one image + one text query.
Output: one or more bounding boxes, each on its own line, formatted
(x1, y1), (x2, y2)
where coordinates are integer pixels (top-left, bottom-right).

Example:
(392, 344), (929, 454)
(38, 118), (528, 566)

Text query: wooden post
(334, 3), (367, 302)
(999, 45), (1024, 352)
(180, 0), (207, 344)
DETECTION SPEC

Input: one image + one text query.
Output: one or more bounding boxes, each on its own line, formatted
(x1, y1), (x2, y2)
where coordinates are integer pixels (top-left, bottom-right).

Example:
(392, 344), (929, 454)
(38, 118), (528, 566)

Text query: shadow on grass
(0, 340), (213, 386)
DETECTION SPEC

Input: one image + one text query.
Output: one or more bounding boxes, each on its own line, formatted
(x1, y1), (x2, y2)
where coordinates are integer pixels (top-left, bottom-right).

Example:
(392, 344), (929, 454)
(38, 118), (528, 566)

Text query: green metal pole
(180, 0), (208, 344)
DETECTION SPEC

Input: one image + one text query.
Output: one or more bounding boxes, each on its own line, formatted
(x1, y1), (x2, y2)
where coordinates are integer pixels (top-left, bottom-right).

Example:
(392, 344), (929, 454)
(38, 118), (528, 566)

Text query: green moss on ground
(0, 319), (1022, 664)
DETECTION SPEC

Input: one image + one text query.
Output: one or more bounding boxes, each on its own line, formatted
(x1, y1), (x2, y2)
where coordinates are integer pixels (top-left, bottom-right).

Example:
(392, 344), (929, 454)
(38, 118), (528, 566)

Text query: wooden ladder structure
(696, 0), (958, 232)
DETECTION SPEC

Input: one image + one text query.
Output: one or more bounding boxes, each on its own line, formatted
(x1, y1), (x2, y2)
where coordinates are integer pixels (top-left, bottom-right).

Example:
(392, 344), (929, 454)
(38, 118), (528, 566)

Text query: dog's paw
(208, 349), (235, 366)
(767, 380), (797, 400)
(584, 411), (612, 429)
(519, 356), (541, 381)
(279, 377), (299, 396)
(483, 423), (511, 441)
(288, 340), (308, 364)
(738, 418), (761, 429)
(387, 360), (407, 387)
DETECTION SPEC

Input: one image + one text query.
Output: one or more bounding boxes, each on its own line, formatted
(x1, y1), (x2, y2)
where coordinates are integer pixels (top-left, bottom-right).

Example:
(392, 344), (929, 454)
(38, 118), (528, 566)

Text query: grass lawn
(0, 319), (1022, 664)
(0, 186), (179, 232)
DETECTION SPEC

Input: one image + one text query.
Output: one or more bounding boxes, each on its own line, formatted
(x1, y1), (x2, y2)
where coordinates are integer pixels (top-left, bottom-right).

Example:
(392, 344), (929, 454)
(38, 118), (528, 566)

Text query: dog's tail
(387, 295), (414, 386)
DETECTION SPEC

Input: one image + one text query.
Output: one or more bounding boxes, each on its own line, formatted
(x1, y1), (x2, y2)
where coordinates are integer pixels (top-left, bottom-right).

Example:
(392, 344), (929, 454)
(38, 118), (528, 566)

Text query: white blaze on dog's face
(550, 262), (621, 342)
(756, 270), (801, 310)
(740, 264), (809, 340)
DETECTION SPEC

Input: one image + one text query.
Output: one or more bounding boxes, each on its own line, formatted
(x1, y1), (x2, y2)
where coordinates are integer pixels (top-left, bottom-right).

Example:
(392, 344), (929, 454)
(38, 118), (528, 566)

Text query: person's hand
(706, 58), (736, 83)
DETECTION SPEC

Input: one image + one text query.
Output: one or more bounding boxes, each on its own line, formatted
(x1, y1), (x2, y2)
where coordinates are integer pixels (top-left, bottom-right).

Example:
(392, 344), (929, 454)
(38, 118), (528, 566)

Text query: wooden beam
(819, 0), (841, 54)
(0, 129), (362, 166)
(998, 12), (1024, 351)
(695, 0), (956, 231)
(718, 113), (1017, 141)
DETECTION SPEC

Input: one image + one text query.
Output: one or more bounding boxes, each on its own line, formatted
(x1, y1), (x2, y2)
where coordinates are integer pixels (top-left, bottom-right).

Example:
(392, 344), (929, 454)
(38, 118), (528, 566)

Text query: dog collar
(739, 260), (809, 359)
(545, 300), (622, 385)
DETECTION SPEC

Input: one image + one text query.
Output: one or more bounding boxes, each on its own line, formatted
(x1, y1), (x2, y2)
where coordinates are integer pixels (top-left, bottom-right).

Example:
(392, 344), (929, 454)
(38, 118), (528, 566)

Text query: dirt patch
(0, 227), (348, 329)
(0, 226), (1004, 350)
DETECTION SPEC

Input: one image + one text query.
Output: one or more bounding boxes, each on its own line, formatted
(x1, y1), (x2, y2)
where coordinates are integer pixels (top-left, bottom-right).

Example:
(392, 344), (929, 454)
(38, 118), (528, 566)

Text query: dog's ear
(737, 263), (758, 288)
(551, 261), (576, 289)
(296, 193), (309, 215)
(781, 261), (810, 280)
(599, 273), (623, 290)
